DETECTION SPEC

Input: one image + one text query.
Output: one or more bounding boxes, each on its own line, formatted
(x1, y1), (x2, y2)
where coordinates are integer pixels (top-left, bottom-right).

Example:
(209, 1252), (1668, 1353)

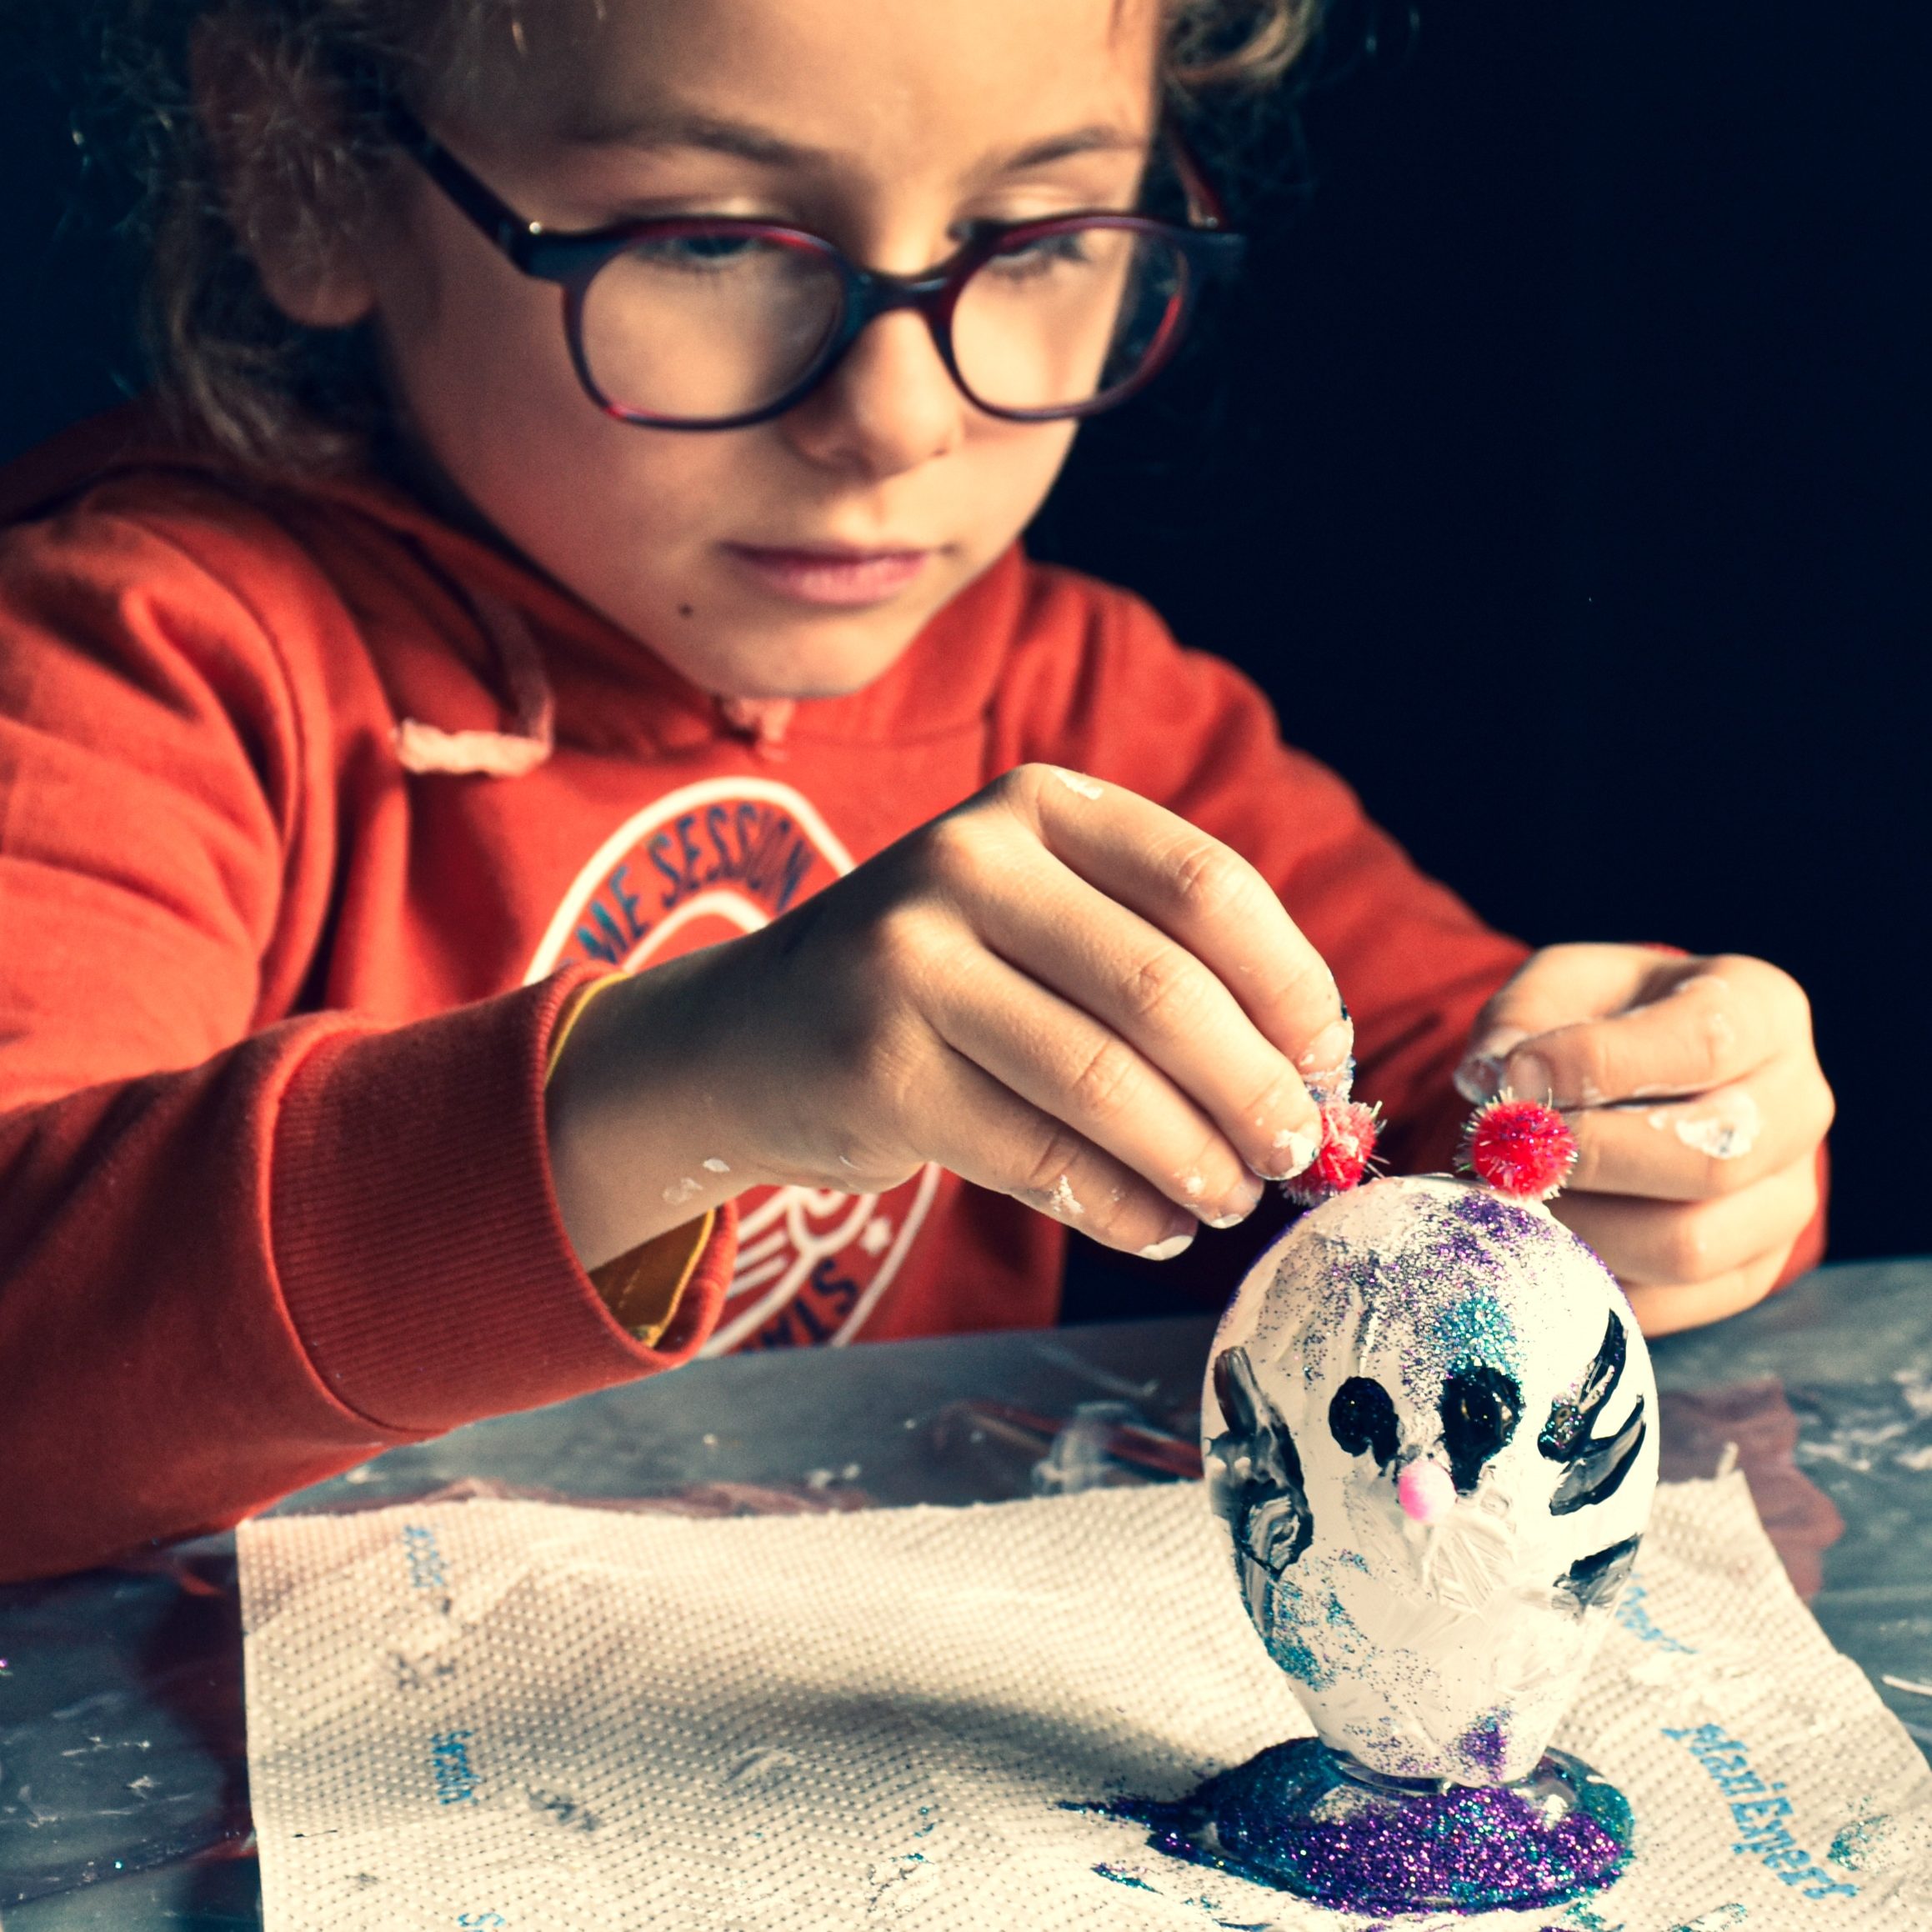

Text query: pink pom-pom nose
(1398, 1458), (1458, 1524)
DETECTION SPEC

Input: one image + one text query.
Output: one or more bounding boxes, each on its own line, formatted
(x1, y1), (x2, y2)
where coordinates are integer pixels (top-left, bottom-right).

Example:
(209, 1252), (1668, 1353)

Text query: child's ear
(188, 16), (381, 330)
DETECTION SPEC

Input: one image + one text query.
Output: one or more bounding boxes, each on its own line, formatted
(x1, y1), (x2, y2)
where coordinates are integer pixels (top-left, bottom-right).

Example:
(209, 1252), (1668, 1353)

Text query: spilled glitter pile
(1094, 1737), (1631, 1914)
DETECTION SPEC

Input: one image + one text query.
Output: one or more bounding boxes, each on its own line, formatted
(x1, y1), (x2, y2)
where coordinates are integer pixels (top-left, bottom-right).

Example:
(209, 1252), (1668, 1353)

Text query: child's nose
(782, 310), (968, 479)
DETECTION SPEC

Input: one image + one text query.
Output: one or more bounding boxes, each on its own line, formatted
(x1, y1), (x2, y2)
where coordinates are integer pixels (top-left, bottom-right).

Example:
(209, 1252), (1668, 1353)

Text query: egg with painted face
(1202, 1174), (1658, 1786)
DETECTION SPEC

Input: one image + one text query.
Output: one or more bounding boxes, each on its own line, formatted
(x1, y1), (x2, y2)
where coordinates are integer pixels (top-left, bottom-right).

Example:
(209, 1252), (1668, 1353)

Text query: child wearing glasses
(0, 0), (1829, 1579)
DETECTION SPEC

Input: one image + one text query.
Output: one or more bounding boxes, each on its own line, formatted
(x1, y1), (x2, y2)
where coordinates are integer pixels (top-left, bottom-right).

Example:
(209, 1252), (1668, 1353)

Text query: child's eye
(983, 230), (1101, 281)
(627, 232), (781, 275)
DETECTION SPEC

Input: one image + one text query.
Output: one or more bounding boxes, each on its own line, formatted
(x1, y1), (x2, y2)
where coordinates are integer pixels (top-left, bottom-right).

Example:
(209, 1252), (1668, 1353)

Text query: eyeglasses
(383, 103), (1246, 432)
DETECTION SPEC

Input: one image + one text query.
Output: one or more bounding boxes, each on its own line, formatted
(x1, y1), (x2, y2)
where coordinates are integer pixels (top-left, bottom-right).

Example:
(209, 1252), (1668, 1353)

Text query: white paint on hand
(1180, 1171), (1206, 1200)
(1048, 766), (1104, 801)
(663, 1176), (702, 1207)
(1044, 1174), (1084, 1219)
(1668, 1089), (1763, 1161)
(1264, 1122), (1321, 1181)
(702, 1156), (731, 1174)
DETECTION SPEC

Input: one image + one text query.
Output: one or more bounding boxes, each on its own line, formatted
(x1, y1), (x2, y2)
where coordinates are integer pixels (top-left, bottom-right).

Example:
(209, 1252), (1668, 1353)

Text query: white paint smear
(1670, 1089), (1763, 1161)
(1047, 766), (1104, 801)
(1138, 1233), (1194, 1261)
(662, 1176), (701, 1207)
(702, 1157), (731, 1174)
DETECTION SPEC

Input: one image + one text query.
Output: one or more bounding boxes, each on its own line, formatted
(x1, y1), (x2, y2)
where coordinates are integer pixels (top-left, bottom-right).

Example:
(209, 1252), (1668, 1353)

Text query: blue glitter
(1260, 1579), (1334, 1689)
(1263, 1632), (1332, 1689)
(1434, 1292), (1520, 1379)
(1829, 1814), (1886, 1869)
(1093, 1863), (1159, 1893)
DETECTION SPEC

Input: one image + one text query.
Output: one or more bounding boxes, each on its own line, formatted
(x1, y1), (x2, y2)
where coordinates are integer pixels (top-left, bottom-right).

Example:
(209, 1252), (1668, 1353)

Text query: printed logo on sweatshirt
(527, 777), (938, 1353)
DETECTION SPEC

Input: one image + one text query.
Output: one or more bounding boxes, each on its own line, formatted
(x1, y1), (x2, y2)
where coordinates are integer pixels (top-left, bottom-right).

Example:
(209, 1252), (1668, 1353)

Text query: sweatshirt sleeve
(0, 502), (733, 1583)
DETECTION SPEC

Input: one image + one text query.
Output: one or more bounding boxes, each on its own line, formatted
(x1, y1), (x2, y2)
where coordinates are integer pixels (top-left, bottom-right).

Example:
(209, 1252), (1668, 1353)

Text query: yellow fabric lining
(546, 974), (712, 1346)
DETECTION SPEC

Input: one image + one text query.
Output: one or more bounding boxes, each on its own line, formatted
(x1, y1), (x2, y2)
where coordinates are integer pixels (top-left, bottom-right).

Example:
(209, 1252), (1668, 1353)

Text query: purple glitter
(1089, 1739), (1632, 1915)
(1449, 1189), (1537, 1239)
(1460, 1716), (1508, 1778)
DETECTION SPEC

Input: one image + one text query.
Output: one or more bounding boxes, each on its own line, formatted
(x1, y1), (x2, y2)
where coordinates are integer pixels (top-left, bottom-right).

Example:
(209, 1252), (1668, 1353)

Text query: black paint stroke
(1329, 1376), (1399, 1470)
(1438, 1364), (1522, 1494)
(1555, 1532), (1643, 1614)
(1539, 1312), (1627, 1459)
(1548, 1404), (1647, 1515)
(1208, 1347), (1314, 1624)
(1539, 1311), (1648, 1516)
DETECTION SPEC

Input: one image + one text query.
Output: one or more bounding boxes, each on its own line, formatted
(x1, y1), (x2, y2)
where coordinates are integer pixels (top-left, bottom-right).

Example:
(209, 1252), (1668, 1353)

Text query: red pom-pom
(1462, 1095), (1578, 1200)
(1283, 1098), (1382, 1206)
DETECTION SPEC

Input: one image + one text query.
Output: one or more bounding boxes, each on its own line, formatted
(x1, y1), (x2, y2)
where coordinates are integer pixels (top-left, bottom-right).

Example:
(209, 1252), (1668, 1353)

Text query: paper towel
(240, 1474), (1932, 1929)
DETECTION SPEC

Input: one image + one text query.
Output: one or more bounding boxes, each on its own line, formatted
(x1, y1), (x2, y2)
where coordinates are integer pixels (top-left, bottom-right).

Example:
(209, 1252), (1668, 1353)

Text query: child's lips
(722, 543), (933, 607)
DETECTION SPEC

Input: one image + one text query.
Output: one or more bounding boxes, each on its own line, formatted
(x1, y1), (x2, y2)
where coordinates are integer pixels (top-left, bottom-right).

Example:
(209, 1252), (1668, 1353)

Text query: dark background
(3, 3), (1926, 1268)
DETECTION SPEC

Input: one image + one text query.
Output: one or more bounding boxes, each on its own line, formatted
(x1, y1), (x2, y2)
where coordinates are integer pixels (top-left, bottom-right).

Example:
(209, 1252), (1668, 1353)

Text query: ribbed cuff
(269, 970), (736, 1435)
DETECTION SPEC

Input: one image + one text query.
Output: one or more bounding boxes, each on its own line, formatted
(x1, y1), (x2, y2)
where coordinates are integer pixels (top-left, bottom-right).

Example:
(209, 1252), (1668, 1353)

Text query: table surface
(4, 1254), (1930, 1929)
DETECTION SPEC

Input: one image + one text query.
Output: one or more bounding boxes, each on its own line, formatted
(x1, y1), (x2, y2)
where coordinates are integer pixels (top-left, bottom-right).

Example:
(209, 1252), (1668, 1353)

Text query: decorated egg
(1201, 1168), (1658, 1787)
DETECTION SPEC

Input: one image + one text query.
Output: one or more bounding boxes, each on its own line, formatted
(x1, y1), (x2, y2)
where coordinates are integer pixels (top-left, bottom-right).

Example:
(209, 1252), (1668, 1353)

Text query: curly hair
(100, 0), (1319, 473)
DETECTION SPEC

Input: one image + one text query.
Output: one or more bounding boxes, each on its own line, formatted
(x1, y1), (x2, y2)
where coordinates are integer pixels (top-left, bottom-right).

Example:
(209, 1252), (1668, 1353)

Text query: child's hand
(547, 766), (1351, 1271)
(1457, 944), (1834, 1334)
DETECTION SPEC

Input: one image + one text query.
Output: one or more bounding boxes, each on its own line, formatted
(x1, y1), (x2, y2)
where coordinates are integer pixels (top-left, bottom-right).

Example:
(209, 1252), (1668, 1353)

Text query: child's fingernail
(1508, 1052), (1556, 1104)
(1456, 1029), (1528, 1102)
(1256, 1119), (1322, 1182)
(1453, 1054), (1507, 1104)
(1199, 1175), (1264, 1228)
(1297, 1015), (1356, 1082)
(1139, 1231), (1196, 1262)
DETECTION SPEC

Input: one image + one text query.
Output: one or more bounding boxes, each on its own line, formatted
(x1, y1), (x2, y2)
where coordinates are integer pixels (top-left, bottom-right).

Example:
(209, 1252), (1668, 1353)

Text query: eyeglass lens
(575, 224), (1190, 423)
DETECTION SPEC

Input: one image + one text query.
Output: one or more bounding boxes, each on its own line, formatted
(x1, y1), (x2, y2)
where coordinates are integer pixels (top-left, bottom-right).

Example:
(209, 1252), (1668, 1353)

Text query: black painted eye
(1438, 1365), (1522, 1493)
(1329, 1376), (1399, 1469)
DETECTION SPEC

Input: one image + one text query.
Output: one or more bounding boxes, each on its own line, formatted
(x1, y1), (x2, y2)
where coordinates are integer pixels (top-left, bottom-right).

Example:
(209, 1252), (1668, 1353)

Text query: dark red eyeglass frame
(381, 101), (1247, 431)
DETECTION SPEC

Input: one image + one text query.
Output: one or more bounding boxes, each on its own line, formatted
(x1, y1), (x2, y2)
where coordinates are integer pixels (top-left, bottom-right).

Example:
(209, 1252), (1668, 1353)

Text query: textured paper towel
(240, 1474), (1932, 1930)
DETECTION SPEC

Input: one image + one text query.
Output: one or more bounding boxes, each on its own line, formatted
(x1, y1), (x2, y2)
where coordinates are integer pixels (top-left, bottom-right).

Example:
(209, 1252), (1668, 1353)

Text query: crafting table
(3, 1256), (1929, 1929)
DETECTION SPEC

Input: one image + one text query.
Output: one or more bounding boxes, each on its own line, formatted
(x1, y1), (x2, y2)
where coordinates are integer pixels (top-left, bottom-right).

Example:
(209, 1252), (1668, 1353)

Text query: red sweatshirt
(0, 408), (1813, 1582)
